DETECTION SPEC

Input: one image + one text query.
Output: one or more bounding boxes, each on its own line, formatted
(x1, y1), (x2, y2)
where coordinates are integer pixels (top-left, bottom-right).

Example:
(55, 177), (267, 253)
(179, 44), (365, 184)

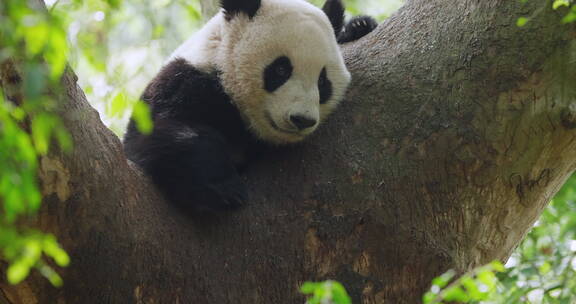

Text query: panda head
(215, 0), (350, 145)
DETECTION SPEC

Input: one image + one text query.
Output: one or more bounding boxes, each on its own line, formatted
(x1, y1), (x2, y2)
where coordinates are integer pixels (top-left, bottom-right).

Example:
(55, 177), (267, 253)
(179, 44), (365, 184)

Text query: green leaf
(516, 17), (529, 27)
(24, 22), (49, 56)
(132, 101), (153, 135)
(4, 188), (24, 223)
(330, 281), (352, 304)
(422, 291), (436, 304)
(301, 281), (351, 304)
(37, 264), (64, 287)
(539, 261), (551, 274)
(31, 114), (55, 155)
(7, 261), (30, 284)
(106, 0), (122, 9)
(45, 26), (69, 80)
(153, 25), (165, 39)
(562, 10), (576, 23)
(109, 91), (128, 117)
(431, 270), (455, 288)
(21, 175), (41, 212)
(23, 239), (43, 264)
(10, 107), (26, 121)
(23, 64), (47, 101)
(301, 282), (319, 294)
(443, 286), (469, 302)
(461, 276), (482, 299)
(490, 260), (505, 272)
(477, 270), (497, 289)
(43, 236), (70, 267)
(184, 3), (202, 20)
(15, 131), (37, 163)
(553, 0), (570, 9)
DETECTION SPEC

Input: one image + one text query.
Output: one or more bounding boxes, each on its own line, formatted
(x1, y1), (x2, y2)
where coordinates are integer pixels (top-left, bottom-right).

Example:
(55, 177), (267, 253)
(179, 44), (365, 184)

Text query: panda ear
(220, 0), (261, 20)
(322, 0), (345, 37)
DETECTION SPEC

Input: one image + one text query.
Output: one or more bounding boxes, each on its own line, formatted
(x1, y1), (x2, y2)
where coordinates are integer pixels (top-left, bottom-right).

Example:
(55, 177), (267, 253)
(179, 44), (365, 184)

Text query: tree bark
(1, 0), (576, 303)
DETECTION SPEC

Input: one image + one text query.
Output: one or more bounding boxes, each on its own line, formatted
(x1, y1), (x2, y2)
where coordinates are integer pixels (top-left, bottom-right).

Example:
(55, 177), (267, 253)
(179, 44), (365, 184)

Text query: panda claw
(337, 15), (378, 44)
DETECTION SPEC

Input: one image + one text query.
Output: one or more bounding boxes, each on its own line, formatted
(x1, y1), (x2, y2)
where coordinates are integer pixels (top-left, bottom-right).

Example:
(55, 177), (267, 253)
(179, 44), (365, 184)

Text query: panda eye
(264, 56), (293, 93)
(318, 72), (327, 87)
(275, 65), (289, 77)
(318, 67), (332, 104)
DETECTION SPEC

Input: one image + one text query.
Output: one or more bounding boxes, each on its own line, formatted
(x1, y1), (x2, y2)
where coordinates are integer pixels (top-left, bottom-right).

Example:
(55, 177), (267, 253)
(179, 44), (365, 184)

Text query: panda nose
(289, 114), (317, 130)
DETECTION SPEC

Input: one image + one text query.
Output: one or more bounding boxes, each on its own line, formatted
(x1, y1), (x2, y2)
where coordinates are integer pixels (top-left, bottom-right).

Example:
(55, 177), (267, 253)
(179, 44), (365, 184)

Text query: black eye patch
(318, 68), (332, 104)
(263, 56), (293, 92)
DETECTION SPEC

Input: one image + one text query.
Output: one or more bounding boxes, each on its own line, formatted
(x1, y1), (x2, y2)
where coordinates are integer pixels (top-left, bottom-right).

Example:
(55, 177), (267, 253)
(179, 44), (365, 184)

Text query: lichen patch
(39, 157), (71, 202)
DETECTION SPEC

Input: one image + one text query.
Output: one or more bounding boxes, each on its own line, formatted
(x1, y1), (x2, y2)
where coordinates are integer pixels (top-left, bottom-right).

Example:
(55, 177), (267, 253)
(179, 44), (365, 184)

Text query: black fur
(221, 0), (261, 21)
(337, 15), (378, 44)
(124, 59), (262, 213)
(263, 56), (293, 93)
(318, 67), (332, 105)
(322, 0), (345, 37)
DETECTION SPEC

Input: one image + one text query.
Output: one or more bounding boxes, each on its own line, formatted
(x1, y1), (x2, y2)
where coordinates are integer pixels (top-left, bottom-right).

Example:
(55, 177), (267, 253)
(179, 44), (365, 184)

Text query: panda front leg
(131, 120), (247, 213)
(337, 15), (378, 44)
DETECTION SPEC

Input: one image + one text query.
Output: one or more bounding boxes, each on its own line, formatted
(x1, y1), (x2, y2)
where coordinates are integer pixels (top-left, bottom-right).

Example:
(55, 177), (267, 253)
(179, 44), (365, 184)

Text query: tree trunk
(1, 0), (576, 303)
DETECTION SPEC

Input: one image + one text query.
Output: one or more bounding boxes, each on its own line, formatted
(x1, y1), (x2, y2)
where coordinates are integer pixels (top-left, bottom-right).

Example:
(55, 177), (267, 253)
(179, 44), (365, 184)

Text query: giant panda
(123, 0), (377, 212)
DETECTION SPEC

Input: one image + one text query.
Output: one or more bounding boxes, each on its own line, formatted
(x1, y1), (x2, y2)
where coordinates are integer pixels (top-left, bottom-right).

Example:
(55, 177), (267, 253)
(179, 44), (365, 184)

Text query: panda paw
(191, 178), (248, 213)
(337, 16), (378, 44)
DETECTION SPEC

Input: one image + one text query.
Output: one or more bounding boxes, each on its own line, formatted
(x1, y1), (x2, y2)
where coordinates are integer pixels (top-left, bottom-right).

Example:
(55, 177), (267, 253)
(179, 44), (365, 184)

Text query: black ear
(322, 0), (345, 37)
(221, 0), (261, 20)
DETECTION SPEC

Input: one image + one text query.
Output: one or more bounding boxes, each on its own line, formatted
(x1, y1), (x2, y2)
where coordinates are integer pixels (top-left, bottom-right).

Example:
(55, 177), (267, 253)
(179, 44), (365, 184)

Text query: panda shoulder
(142, 58), (224, 105)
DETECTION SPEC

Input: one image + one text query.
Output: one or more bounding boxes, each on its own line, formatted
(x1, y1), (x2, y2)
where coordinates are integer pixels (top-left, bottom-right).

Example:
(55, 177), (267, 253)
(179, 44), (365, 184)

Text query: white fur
(170, 0), (351, 144)
(168, 15), (223, 71)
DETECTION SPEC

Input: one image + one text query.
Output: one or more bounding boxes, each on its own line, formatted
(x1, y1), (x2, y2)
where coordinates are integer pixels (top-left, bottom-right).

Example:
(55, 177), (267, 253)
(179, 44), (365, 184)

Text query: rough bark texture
(1, 0), (576, 303)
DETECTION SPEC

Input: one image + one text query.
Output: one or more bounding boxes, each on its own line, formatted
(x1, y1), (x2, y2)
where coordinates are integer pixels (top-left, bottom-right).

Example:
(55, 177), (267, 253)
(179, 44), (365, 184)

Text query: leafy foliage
(552, 0), (576, 23)
(2, 0), (160, 285)
(0, 0), (76, 286)
(423, 262), (506, 304)
(494, 175), (576, 303)
(518, 0), (576, 26)
(301, 280), (352, 304)
(59, 0), (203, 134)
